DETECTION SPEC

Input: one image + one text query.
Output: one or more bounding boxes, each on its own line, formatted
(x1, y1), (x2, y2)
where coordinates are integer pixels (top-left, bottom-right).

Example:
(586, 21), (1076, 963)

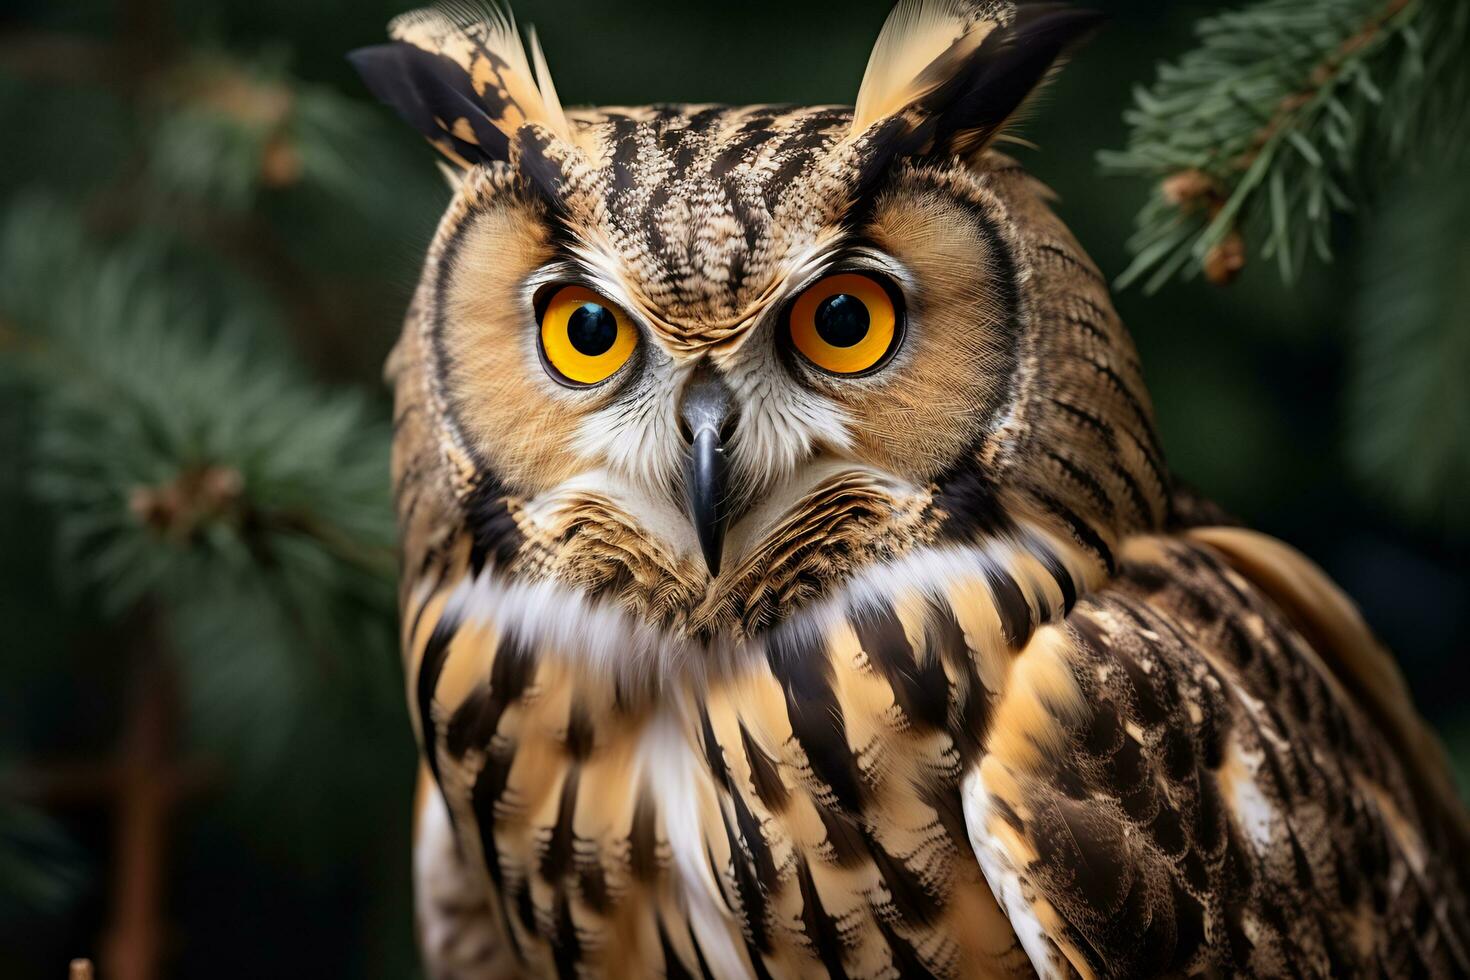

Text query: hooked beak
(679, 369), (735, 577)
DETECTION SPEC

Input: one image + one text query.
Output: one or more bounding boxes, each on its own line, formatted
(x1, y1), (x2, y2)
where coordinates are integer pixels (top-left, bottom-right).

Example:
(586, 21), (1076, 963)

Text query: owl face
(438, 112), (1026, 572)
(356, 2), (1151, 641)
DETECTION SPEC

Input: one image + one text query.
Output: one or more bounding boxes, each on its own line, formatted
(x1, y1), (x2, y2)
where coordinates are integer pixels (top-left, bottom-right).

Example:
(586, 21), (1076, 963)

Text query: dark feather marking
(703, 842), (735, 913)
(1061, 309), (1111, 344)
(512, 126), (571, 212)
(1090, 360), (1166, 469)
(846, 116), (917, 218)
(539, 765), (580, 883)
(512, 880), (536, 935)
(861, 826), (943, 925)
(723, 790), (775, 952)
(766, 625), (867, 813)
(1044, 449), (1116, 521)
(629, 789), (659, 882)
(740, 723), (790, 812)
(564, 703), (594, 760)
(427, 211), (523, 575)
(795, 857), (851, 979)
(915, 6), (1104, 158)
(929, 599), (991, 761)
(711, 128), (773, 178)
(1032, 490), (1117, 575)
(1110, 461), (1157, 527)
(1034, 239), (1105, 284)
(464, 473), (519, 575)
(1049, 797), (1129, 914)
(922, 190), (1030, 540)
(349, 42), (510, 163)
(608, 115), (645, 197)
(699, 706), (732, 791)
(929, 459), (1011, 541)
(642, 181), (675, 260)
(986, 568), (1034, 648)
(658, 918), (696, 980)
(578, 858), (610, 915)
(551, 891), (580, 980)
(1033, 539), (1079, 615)
(416, 602), (464, 785)
(452, 631), (538, 959)
(1049, 396), (1112, 440)
(875, 914), (940, 979)
(852, 599), (951, 731)
(815, 804), (868, 867)
(926, 783), (974, 854)
(763, 148), (820, 209)
(1048, 405), (1156, 525)
(445, 631), (537, 757)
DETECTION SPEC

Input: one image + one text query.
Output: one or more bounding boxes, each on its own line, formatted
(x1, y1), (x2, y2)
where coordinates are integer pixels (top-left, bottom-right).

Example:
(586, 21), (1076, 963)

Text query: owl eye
(539, 285), (638, 386)
(787, 272), (900, 375)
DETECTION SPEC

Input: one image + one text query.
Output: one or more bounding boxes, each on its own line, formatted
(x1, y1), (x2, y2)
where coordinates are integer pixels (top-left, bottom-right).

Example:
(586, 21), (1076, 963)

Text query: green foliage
(1099, 0), (1470, 536)
(1, 200), (394, 609)
(0, 196), (408, 860)
(1348, 169), (1470, 531)
(0, 797), (84, 923)
(0, 5), (437, 958)
(1101, 0), (1470, 291)
(3, 214), (374, 864)
(147, 51), (395, 211)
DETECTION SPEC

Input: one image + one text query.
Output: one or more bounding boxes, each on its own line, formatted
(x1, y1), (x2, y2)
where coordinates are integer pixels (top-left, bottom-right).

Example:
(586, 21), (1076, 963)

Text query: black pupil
(814, 294), (870, 348)
(567, 303), (618, 357)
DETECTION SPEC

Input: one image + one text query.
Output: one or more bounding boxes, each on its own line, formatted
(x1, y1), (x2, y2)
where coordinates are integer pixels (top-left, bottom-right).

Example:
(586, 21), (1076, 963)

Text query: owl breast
(407, 519), (1096, 979)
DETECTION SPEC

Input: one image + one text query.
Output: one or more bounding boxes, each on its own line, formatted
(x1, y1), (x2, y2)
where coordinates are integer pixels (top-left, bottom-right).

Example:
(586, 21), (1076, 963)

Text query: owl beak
(679, 370), (735, 577)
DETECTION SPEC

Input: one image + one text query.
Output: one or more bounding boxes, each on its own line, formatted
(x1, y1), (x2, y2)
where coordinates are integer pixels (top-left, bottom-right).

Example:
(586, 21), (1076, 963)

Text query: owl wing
(962, 528), (1470, 978)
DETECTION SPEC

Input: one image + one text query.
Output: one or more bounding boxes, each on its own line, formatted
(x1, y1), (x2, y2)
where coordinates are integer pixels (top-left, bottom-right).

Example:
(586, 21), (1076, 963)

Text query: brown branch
(1154, 0), (1420, 287)
(1234, 0), (1416, 173)
(104, 656), (170, 980)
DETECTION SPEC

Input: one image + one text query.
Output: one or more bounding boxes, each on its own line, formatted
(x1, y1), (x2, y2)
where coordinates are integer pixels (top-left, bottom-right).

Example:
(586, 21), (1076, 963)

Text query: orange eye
(787, 272), (899, 375)
(539, 285), (638, 386)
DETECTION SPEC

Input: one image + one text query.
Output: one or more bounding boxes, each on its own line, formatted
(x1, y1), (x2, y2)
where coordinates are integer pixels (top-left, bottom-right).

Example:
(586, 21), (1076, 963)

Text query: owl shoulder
(963, 527), (1470, 978)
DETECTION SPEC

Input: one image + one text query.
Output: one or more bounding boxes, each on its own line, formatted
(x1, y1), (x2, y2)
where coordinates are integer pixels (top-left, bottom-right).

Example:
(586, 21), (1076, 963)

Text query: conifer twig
(1101, 0), (1470, 290)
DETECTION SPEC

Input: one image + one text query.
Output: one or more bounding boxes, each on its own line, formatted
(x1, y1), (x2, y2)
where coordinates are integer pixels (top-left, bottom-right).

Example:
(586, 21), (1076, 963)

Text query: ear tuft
(851, 1), (1101, 157)
(349, 2), (571, 169)
(852, 0), (997, 136)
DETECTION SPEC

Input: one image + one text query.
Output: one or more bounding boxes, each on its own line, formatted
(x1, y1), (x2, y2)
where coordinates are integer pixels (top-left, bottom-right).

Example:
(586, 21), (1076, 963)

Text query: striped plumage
(354, 2), (1470, 977)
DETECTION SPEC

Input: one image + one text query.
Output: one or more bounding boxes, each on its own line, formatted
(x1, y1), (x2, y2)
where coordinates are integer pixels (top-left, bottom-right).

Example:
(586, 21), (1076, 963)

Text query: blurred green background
(1, 1), (1466, 978)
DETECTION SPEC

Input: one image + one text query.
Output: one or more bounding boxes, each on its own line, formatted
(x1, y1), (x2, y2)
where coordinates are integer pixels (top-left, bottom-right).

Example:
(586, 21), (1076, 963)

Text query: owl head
(354, 1), (1168, 647)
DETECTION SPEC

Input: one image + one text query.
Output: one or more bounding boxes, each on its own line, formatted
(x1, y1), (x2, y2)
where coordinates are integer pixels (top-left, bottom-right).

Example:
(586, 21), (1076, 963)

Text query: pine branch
(0, 198), (395, 604)
(1101, 0), (1470, 291)
(145, 51), (392, 210)
(0, 199), (410, 856)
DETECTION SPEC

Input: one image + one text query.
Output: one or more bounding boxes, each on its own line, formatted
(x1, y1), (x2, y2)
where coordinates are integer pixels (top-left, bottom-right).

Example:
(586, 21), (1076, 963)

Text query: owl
(351, 2), (1470, 977)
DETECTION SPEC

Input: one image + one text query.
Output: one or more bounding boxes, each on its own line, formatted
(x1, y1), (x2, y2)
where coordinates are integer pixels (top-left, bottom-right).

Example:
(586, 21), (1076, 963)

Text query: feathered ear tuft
(851, 1), (1101, 157)
(349, 2), (571, 169)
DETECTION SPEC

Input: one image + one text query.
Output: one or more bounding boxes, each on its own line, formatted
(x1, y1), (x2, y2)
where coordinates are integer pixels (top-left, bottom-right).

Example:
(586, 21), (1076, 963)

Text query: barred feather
(851, 0), (1005, 135)
(351, 2), (570, 167)
(851, 0), (1100, 158)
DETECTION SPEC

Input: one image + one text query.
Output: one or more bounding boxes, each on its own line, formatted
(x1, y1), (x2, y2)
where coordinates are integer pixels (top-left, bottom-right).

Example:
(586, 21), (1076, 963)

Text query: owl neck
(411, 509), (1102, 704)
